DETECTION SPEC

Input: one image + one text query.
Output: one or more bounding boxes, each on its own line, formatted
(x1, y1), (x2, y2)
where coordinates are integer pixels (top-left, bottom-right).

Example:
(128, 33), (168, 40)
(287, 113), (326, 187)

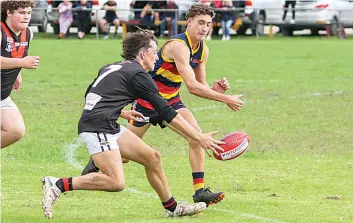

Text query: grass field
(1, 36), (353, 223)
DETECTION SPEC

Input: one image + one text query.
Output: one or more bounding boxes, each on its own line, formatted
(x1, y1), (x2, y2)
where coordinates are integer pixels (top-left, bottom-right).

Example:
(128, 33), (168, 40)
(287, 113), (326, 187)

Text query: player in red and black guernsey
(41, 29), (225, 219)
(128, 3), (245, 206)
(1, 0), (40, 149)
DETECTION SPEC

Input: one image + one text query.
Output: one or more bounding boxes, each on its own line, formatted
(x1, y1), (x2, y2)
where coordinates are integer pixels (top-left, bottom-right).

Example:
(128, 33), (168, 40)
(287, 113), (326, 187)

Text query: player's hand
(226, 94), (244, 111)
(212, 77), (230, 93)
(120, 110), (145, 121)
(196, 131), (225, 157)
(13, 73), (22, 91)
(21, 56), (40, 69)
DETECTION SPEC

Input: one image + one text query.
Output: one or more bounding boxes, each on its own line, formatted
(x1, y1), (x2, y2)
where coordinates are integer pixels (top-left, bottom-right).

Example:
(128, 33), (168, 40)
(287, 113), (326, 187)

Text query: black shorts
(130, 100), (186, 128)
(104, 16), (119, 23)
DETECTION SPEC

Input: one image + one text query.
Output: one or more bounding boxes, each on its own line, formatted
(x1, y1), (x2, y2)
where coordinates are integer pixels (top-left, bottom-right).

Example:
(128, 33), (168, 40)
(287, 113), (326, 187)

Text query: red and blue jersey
(136, 31), (206, 110)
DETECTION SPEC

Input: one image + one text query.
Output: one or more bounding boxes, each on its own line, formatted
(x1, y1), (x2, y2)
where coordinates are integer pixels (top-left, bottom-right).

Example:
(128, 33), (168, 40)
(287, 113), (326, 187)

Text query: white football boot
(42, 176), (62, 219)
(165, 202), (207, 217)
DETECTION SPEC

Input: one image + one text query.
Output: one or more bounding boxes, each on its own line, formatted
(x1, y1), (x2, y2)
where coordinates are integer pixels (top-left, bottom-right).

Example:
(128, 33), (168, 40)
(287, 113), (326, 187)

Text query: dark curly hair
(1, 0), (34, 21)
(185, 3), (215, 20)
(121, 28), (157, 60)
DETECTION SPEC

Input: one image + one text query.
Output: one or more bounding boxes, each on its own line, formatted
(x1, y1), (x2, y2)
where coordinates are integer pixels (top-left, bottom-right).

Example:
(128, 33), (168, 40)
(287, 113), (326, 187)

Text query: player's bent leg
(76, 150), (125, 191)
(1, 108), (25, 148)
(118, 128), (171, 202)
(120, 121), (151, 163)
(176, 108), (204, 173)
(42, 131), (126, 219)
(80, 122), (151, 175)
(42, 150), (125, 219)
(118, 128), (207, 217)
(176, 108), (225, 206)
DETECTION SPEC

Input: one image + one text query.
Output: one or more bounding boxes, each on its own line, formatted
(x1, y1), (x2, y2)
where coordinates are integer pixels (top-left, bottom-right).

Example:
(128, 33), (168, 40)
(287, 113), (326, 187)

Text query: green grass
(1, 37), (353, 223)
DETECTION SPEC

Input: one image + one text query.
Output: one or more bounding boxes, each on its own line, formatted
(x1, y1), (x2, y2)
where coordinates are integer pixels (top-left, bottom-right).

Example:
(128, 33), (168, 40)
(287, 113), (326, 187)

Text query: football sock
(192, 172), (204, 193)
(56, 177), (73, 193)
(162, 196), (177, 212)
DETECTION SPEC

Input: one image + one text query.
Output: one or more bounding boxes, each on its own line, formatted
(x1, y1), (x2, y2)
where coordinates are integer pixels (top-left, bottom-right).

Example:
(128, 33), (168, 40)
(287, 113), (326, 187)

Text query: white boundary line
(64, 138), (290, 223)
(213, 208), (289, 223)
(65, 137), (85, 169)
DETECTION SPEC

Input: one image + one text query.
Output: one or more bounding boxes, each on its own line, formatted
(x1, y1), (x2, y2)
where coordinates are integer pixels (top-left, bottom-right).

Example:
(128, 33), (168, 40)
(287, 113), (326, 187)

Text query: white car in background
(235, 0), (284, 35)
(282, 0), (353, 36)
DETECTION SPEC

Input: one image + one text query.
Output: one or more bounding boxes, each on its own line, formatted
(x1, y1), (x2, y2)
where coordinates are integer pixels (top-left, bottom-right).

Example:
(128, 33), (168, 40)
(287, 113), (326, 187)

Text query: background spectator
(132, 0), (149, 19)
(212, 0), (222, 8)
(201, 0), (217, 40)
(58, 0), (73, 39)
(283, 0), (297, 24)
(160, 0), (179, 37)
(220, 0), (234, 40)
(140, 2), (156, 24)
(76, 0), (92, 39)
(99, 0), (120, 39)
(130, 1), (165, 34)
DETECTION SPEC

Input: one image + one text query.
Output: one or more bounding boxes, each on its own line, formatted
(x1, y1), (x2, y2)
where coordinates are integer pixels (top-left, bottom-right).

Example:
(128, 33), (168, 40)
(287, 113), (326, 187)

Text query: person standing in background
(220, 0), (234, 40)
(282, 0), (297, 24)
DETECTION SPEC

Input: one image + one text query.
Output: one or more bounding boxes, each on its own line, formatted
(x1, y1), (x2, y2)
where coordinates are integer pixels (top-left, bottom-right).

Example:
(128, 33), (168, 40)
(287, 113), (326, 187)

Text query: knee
(188, 140), (200, 149)
(111, 182), (125, 192)
(145, 149), (162, 167)
(9, 125), (25, 142)
(151, 150), (162, 163)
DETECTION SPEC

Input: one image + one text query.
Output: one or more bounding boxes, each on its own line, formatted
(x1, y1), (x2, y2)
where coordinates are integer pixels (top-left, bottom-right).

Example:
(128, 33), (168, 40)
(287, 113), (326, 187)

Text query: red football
(213, 132), (250, 161)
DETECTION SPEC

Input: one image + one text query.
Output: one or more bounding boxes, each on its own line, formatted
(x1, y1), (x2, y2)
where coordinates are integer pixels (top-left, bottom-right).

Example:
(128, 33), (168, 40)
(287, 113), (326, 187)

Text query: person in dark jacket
(76, 0), (92, 39)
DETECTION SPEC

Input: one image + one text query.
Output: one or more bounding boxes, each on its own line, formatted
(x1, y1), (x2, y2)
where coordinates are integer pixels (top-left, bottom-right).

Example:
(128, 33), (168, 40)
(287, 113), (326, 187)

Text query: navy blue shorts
(130, 100), (186, 128)
(104, 16), (119, 23)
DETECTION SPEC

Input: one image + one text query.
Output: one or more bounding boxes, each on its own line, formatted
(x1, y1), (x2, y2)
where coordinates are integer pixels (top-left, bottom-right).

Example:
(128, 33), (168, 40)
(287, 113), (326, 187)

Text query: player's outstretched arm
(0, 28), (39, 70)
(167, 114), (225, 156)
(1, 56), (40, 69)
(120, 110), (145, 121)
(1, 32), (40, 69)
(130, 72), (224, 154)
(164, 41), (244, 111)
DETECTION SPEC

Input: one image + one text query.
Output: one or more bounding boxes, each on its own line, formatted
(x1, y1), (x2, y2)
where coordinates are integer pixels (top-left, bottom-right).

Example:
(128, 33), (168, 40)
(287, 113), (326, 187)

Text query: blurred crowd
(48, 0), (256, 40)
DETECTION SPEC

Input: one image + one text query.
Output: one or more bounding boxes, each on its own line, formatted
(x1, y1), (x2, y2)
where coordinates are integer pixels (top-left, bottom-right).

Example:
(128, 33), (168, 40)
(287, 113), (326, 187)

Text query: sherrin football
(213, 132), (250, 161)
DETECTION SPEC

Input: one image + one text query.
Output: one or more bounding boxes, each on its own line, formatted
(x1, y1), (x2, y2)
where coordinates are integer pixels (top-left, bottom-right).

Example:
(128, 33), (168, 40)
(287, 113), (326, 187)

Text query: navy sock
(192, 172), (205, 192)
